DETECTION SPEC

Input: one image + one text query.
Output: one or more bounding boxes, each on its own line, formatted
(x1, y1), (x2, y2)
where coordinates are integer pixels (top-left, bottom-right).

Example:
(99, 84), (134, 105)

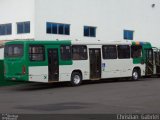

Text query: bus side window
(102, 45), (117, 59)
(118, 45), (130, 59)
(131, 46), (142, 58)
(72, 45), (88, 60)
(60, 45), (71, 60)
(29, 45), (45, 61)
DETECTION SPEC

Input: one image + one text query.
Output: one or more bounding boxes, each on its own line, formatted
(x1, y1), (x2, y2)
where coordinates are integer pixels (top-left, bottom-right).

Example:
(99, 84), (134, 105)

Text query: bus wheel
(71, 72), (82, 86)
(132, 69), (140, 81)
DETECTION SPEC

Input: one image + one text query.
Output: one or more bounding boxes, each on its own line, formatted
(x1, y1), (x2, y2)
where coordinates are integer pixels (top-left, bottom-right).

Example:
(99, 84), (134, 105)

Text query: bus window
(102, 45), (117, 59)
(72, 45), (88, 60)
(60, 45), (71, 60)
(29, 45), (45, 61)
(131, 46), (142, 58)
(4, 44), (23, 57)
(118, 45), (130, 59)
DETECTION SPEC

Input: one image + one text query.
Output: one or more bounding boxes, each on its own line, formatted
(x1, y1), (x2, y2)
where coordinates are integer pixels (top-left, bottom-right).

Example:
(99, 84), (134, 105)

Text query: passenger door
(89, 49), (101, 80)
(48, 48), (59, 81)
(145, 49), (154, 75)
(154, 50), (160, 75)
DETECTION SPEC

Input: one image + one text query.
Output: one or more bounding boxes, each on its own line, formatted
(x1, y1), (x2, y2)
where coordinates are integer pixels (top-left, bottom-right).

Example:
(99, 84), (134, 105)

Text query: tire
(132, 69), (140, 81)
(71, 72), (82, 86)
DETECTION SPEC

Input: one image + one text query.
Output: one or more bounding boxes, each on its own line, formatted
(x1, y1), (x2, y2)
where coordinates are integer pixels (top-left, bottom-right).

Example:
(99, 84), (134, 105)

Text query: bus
(4, 40), (156, 86)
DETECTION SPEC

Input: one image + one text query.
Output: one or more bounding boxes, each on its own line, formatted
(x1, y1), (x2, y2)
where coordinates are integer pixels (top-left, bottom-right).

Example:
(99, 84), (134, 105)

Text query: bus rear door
(89, 49), (101, 80)
(48, 48), (59, 81)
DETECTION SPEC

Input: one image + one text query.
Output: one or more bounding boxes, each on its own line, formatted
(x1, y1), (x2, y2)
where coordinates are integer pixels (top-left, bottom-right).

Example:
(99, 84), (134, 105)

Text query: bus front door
(145, 49), (154, 75)
(89, 49), (101, 80)
(48, 49), (59, 81)
(156, 50), (160, 75)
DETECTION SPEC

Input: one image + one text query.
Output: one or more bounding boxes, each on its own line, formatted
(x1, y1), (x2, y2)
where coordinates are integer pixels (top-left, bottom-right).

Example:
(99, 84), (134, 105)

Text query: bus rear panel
(4, 43), (28, 81)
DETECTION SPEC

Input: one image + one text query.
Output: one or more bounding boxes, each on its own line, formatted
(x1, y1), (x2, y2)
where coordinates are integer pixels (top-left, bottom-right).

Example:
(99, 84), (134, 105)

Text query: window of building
(60, 45), (71, 60)
(131, 46), (142, 58)
(118, 45), (130, 59)
(17, 21), (30, 34)
(124, 30), (134, 40)
(72, 45), (88, 60)
(84, 26), (96, 37)
(0, 23), (12, 36)
(102, 45), (117, 59)
(46, 22), (70, 35)
(29, 45), (45, 61)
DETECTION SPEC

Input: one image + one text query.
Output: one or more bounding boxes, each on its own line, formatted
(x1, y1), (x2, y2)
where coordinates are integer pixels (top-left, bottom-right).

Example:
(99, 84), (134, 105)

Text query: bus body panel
(59, 60), (90, 82)
(5, 60), (29, 81)
(29, 66), (48, 83)
(102, 59), (132, 78)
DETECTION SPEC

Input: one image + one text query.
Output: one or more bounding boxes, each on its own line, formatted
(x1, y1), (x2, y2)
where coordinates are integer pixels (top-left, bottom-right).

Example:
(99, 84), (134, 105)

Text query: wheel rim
(133, 71), (138, 80)
(73, 75), (81, 84)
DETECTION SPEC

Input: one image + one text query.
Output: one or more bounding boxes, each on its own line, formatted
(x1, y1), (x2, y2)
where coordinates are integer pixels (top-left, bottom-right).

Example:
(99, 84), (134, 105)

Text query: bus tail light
(22, 66), (26, 75)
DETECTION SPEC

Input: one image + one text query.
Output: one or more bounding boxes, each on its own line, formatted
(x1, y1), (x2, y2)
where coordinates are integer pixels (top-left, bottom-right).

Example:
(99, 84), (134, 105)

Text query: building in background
(0, 0), (160, 50)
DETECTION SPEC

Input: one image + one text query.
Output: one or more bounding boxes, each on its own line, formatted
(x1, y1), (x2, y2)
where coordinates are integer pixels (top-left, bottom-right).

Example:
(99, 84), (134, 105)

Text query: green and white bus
(4, 40), (156, 86)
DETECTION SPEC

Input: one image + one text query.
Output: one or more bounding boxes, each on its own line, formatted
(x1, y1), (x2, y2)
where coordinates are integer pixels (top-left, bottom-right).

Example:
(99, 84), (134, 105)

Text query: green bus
(4, 40), (158, 86)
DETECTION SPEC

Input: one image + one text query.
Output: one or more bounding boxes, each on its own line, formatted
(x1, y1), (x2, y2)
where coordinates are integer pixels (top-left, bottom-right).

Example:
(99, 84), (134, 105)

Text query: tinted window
(5, 44), (23, 57)
(17, 21), (30, 34)
(131, 46), (142, 58)
(59, 24), (64, 34)
(0, 25), (5, 35)
(17, 23), (23, 34)
(64, 24), (70, 35)
(61, 45), (71, 60)
(84, 27), (89, 36)
(0, 23), (12, 35)
(118, 45), (130, 59)
(46, 22), (52, 34)
(52, 23), (58, 34)
(24, 22), (30, 33)
(72, 45), (88, 60)
(90, 27), (96, 37)
(6, 24), (12, 35)
(124, 30), (134, 40)
(46, 22), (70, 35)
(84, 26), (96, 37)
(29, 45), (45, 61)
(103, 45), (117, 59)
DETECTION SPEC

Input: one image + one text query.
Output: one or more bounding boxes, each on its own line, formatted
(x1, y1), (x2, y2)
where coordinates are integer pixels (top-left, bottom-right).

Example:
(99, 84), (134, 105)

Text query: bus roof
(72, 40), (151, 46)
(5, 40), (71, 45)
(4, 39), (152, 47)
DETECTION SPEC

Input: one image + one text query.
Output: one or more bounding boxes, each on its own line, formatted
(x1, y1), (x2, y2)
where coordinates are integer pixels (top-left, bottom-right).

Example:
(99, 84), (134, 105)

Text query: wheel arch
(71, 69), (83, 80)
(133, 66), (141, 77)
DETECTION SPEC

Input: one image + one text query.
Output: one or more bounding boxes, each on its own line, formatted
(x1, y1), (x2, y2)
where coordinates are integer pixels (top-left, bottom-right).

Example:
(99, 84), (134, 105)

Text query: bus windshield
(4, 44), (23, 58)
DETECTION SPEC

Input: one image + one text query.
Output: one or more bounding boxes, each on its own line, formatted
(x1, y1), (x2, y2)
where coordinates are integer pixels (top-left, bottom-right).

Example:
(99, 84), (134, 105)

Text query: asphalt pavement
(0, 78), (160, 114)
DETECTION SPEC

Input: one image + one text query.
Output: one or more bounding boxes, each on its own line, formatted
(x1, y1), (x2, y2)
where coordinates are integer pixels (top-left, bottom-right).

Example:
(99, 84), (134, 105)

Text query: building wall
(0, 0), (160, 47)
(0, 0), (35, 41)
(34, 0), (160, 47)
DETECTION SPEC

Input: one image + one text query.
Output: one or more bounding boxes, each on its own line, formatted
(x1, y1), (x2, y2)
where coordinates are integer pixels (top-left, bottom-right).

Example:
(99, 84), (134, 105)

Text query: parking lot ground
(0, 78), (160, 114)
